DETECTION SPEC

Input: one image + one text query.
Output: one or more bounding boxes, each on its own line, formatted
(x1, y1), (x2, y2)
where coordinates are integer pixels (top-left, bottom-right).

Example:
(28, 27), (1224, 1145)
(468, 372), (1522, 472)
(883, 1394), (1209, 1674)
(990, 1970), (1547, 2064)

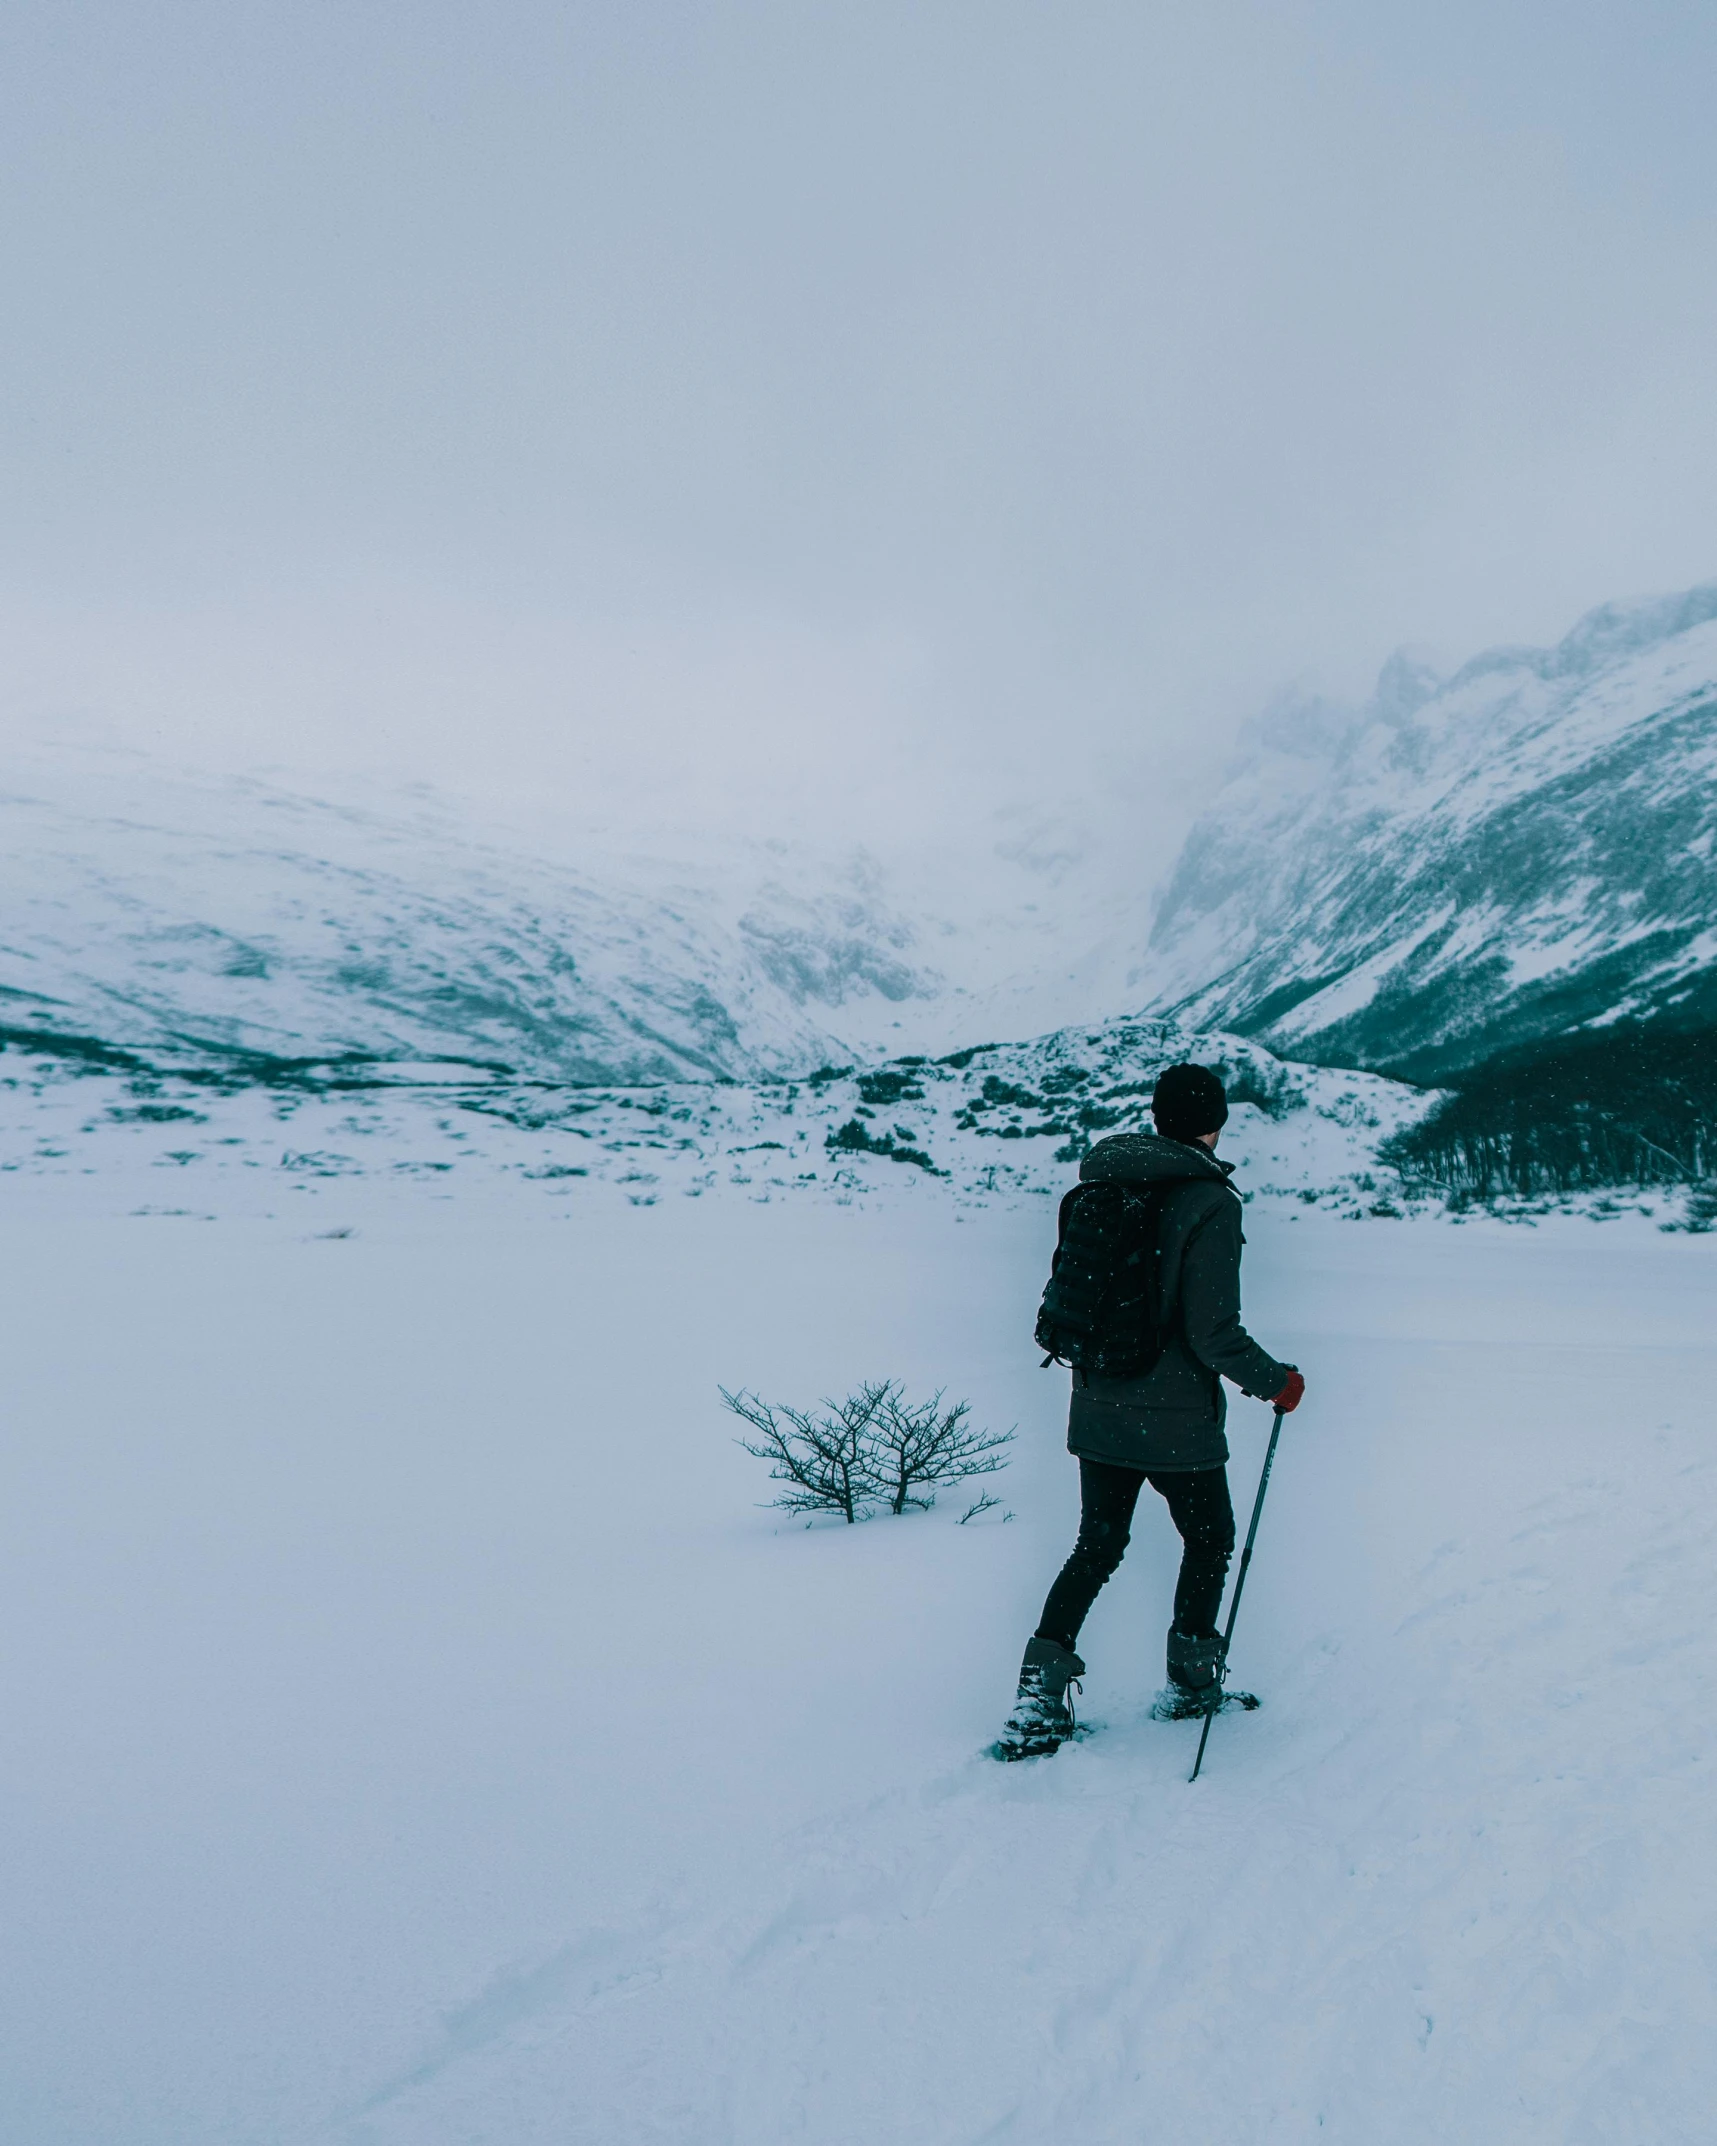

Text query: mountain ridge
(11, 577), (1717, 1219)
(0, 741), (1160, 1086)
(1145, 581), (1717, 1083)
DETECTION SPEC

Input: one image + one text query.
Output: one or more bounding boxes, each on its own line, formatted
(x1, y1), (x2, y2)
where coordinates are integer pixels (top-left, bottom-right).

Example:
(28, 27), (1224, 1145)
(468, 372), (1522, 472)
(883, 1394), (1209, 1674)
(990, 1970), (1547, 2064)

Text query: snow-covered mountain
(15, 575), (1715, 1190)
(0, 746), (942, 1085)
(1146, 584), (1717, 1081)
(0, 742), (1155, 1086)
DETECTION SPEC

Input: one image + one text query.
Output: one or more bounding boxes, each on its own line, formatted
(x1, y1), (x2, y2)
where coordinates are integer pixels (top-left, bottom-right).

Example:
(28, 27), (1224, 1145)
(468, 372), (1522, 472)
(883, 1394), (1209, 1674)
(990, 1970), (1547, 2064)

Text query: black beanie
(1151, 1062), (1229, 1143)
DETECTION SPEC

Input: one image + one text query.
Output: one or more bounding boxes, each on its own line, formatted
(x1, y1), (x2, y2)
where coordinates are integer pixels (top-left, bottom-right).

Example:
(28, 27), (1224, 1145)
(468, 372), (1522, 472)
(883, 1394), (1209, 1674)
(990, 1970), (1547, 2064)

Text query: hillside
(14, 582), (1717, 1211)
(0, 1007), (1432, 1221)
(1147, 584), (1717, 1083)
(0, 741), (1159, 1088)
(0, 742), (952, 1086)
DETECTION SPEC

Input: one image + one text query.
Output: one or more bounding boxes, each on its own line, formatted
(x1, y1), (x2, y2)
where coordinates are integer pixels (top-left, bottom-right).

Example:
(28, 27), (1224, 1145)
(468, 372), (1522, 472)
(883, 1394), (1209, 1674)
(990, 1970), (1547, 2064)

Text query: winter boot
(1150, 1626), (1257, 1721)
(990, 1635), (1085, 1761)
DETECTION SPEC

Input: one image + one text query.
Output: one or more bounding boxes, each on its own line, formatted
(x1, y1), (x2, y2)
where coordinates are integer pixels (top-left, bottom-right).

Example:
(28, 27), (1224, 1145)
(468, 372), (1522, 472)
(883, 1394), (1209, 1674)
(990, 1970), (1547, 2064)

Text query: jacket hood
(1079, 1132), (1235, 1188)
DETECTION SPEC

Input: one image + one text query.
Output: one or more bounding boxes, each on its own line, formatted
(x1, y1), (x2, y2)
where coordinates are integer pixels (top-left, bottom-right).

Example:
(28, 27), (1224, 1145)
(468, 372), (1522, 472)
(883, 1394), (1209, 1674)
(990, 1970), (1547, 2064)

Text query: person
(994, 1062), (1304, 1759)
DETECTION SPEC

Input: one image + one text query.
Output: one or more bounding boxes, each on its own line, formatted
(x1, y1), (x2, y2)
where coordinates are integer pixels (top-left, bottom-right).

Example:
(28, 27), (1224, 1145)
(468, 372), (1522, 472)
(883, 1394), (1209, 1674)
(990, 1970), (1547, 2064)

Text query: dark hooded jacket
(1066, 1132), (1290, 1473)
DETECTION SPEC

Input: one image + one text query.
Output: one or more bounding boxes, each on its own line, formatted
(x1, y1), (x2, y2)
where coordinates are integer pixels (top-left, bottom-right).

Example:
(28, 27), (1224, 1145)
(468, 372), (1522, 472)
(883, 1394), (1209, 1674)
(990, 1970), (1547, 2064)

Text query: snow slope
(0, 740), (944, 1084)
(17, 577), (1717, 1107)
(2, 1190), (1713, 2145)
(1147, 584), (1717, 1080)
(0, 1010), (1433, 1220)
(0, 739), (1164, 1086)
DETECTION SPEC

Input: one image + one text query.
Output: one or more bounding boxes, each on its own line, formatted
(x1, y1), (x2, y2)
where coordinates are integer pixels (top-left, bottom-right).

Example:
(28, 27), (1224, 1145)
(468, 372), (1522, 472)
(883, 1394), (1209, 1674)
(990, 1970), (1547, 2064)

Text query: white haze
(4, 1), (1717, 883)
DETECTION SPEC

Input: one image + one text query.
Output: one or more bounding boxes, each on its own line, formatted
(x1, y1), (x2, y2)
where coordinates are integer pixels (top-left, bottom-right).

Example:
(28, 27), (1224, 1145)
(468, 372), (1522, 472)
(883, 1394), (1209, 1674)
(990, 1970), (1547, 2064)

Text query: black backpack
(1034, 1181), (1170, 1379)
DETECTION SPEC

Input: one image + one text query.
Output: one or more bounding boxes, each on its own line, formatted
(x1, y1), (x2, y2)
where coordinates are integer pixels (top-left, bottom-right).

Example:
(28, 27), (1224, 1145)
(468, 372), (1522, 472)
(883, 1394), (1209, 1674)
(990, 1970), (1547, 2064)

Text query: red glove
(1270, 1368), (1305, 1414)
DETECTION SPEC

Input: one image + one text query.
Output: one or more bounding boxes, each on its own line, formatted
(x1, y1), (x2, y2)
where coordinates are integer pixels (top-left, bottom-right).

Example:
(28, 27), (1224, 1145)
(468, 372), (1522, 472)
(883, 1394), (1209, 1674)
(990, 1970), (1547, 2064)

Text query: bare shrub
(864, 1381), (1014, 1514)
(719, 1385), (884, 1523)
(720, 1380), (1013, 1524)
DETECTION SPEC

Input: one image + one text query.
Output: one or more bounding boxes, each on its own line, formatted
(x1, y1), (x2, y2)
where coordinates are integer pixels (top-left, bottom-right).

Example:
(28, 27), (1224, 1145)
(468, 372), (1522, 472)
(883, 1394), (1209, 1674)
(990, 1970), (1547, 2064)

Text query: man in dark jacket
(994, 1062), (1304, 1759)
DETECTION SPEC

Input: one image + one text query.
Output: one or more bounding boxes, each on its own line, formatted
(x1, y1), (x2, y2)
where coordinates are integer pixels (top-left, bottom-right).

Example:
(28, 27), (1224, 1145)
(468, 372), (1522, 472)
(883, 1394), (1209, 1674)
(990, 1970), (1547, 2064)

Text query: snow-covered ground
(3, 1182), (1713, 2144)
(0, 1013), (1433, 1224)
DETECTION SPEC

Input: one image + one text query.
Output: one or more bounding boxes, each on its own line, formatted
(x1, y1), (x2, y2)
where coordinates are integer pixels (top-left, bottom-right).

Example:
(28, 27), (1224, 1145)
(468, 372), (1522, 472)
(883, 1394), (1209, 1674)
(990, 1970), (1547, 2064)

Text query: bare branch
(719, 1384), (885, 1523)
(868, 1387), (1014, 1515)
(722, 1381), (1012, 1524)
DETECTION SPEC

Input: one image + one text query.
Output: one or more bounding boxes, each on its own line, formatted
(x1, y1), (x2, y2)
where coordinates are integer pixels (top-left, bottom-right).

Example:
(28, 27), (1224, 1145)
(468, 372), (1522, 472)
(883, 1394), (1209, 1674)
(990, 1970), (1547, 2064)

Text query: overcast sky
(4, 1), (1716, 859)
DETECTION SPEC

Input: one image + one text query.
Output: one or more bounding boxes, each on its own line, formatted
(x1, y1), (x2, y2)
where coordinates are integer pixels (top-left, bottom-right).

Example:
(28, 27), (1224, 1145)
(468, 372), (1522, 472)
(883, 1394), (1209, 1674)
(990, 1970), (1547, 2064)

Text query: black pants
(1037, 1458), (1235, 1650)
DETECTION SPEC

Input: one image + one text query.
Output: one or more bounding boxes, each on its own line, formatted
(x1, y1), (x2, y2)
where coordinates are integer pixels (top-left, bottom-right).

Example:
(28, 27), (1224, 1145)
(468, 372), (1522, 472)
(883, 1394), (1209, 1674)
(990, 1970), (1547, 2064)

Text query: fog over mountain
(1147, 583), (1717, 1083)
(9, 582), (1717, 1122)
(11, 3), (1717, 890)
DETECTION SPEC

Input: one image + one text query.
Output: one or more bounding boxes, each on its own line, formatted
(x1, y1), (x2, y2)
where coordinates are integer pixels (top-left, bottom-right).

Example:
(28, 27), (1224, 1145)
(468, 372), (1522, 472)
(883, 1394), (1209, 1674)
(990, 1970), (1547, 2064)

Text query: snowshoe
(990, 1636), (1085, 1761)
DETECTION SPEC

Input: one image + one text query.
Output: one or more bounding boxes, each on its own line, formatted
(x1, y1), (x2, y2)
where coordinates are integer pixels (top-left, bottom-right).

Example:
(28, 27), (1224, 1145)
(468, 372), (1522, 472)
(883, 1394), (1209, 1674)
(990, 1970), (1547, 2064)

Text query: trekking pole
(1190, 1406), (1287, 1784)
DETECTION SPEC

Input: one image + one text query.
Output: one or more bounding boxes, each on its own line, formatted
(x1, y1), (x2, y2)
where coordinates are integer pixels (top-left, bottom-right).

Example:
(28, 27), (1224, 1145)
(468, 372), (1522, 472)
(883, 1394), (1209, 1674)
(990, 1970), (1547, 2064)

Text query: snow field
(1, 1198), (1713, 2143)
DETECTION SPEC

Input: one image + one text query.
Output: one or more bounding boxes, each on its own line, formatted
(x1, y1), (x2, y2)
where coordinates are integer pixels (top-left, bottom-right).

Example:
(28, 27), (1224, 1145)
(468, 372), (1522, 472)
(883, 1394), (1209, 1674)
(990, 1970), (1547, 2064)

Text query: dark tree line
(1382, 1025), (1717, 1199)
